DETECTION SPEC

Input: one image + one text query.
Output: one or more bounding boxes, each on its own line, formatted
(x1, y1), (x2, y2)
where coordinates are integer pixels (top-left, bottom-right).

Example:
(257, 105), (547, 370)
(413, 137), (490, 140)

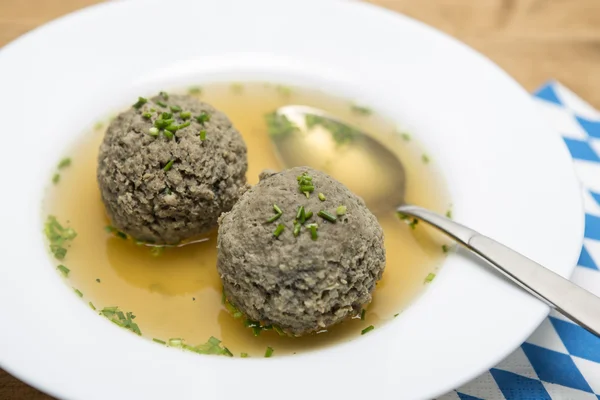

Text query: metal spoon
(271, 105), (600, 337)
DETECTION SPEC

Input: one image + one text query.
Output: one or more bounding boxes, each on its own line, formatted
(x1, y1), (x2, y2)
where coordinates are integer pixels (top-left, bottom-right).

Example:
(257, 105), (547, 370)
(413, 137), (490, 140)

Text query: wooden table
(1, 0), (599, 398)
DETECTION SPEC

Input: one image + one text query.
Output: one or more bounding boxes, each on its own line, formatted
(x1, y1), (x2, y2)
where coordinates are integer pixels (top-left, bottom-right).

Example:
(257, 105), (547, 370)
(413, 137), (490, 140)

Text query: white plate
(0, 1), (583, 399)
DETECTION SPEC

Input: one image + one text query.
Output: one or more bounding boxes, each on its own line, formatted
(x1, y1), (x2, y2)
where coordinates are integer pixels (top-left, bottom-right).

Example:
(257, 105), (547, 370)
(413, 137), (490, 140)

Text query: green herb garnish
(408, 219), (418, 230)
(150, 246), (164, 257)
(425, 273), (436, 283)
(264, 347), (274, 358)
(153, 338), (166, 345)
(318, 210), (337, 223)
(44, 215), (77, 260)
(188, 86), (202, 95)
(74, 288), (83, 297)
(293, 221), (302, 237)
(100, 306), (142, 335)
(304, 210), (313, 221)
(148, 127), (159, 137)
(163, 130), (174, 140)
(94, 122), (104, 131)
(400, 132), (411, 141)
(180, 111), (192, 120)
(351, 104), (371, 116)
(297, 172), (314, 197)
(422, 154), (430, 164)
(199, 130), (207, 140)
(360, 309), (366, 320)
(156, 100), (167, 108)
(442, 244), (449, 253)
(267, 204), (283, 223)
(318, 193), (326, 201)
(159, 91), (169, 100)
(307, 223), (318, 240)
(163, 160), (174, 172)
(195, 112), (211, 125)
(105, 225), (127, 239)
(231, 83), (243, 93)
(132, 97), (148, 109)
(296, 206), (306, 224)
(89, 302), (96, 310)
(305, 114), (359, 146)
(161, 112), (173, 120)
(336, 205), (347, 216)
(57, 264), (70, 277)
(273, 224), (285, 238)
(241, 352), (249, 358)
(52, 173), (60, 184)
(58, 158), (71, 169)
(394, 313), (399, 317)
(96, 278), (101, 283)
(265, 112), (298, 138)
(361, 325), (374, 335)
(446, 209), (452, 219)
(142, 112), (152, 119)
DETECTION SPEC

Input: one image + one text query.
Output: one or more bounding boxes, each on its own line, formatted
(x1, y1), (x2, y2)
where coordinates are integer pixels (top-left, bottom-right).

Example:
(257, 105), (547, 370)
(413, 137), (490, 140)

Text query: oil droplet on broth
(43, 83), (451, 357)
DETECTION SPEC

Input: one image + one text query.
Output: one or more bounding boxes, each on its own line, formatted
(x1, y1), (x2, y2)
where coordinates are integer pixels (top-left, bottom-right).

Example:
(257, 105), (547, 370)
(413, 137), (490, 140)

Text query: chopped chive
(446, 209), (452, 219)
(188, 86), (202, 95)
(58, 158), (72, 169)
(409, 219), (418, 230)
(150, 246), (164, 257)
(241, 352), (249, 358)
(195, 112), (210, 124)
(360, 309), (366, 320)
(89, 302), (96, 310)
(304, 210), (313, 220)
(300, 185), (314, 193)
(221, 288), (226, 304)
(318, 210), (337, 223)
(351, 104), (371, 116)
(264, 347), (274, 358)
(161, 112), (173, 120)
(142, 112), (152, 119)
(401, 132), (411, 141)
(318, 193), (326, 201)
(94, 122), (104, 131)
(148, 127), (159, 137)
(442, 244), (449, 253)
(425, 273), (436, 283)
(170, 105), (182, 113)
(192, 297), (196, 301)
(199, 130), (207, 141)
(96, 278), (101, 283)
(222, 347), (234, 357)
(273, 204), (283, 214)
(57, 264), (70, 277)
(168, 338), (183, 347)
(293, 221), (301, 237)
(267, 204), (283, 223)
(307, 223), (318, 240)
(296, 206), (305, 223)
(273, 224), (285, 238)
(52, 173), (60, 184)
(180, 111), (192, 120)
(273, 325), (285, 336)
(336, 205), (347, 216)
(231, 83), (243, 93)
(156, 100), (167, 108)
(51, 245), (67, 260)
(394, 313), (399, 317)
(361, 325), (374, 335)
(73, 288), (83, 297)
(132, 97), (148, 109)
(153, 338), (166, 345)
(422, 154), (430, 164)
(159, 91), (169, 100)
(397, 212), (409, 221)
(163, 130), (174, 140)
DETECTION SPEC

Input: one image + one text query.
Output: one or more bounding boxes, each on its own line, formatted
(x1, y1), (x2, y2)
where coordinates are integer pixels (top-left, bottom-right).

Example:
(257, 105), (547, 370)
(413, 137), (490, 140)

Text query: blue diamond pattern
(490, 368), (552, 400)
(578, 245), (599, 270)
(550, 317), (600, 363)
(535, 84), (563, 106)
(562, 138), (600, 162)
(446, 82), (600, 400)
(585, 214), (600, 240)
(576, 116), (600, 139)
(521, 343), (593, 393)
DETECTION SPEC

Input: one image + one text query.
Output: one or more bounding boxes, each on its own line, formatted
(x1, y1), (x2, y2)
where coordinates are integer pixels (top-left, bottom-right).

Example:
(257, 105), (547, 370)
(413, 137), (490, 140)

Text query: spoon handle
(398, 205), (600, 337)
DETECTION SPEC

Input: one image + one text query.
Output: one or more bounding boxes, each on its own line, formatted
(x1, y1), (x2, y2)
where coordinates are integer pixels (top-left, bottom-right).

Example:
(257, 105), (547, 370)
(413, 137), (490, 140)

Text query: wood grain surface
(1, 0), (599, 398)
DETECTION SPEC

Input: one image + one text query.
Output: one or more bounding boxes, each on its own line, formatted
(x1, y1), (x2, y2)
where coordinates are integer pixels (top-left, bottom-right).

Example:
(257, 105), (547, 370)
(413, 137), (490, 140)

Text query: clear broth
(43, 83), (451, 357)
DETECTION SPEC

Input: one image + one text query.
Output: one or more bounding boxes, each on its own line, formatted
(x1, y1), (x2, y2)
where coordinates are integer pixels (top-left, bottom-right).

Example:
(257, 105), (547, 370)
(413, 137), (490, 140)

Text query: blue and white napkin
(440, 82), (600, 400)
